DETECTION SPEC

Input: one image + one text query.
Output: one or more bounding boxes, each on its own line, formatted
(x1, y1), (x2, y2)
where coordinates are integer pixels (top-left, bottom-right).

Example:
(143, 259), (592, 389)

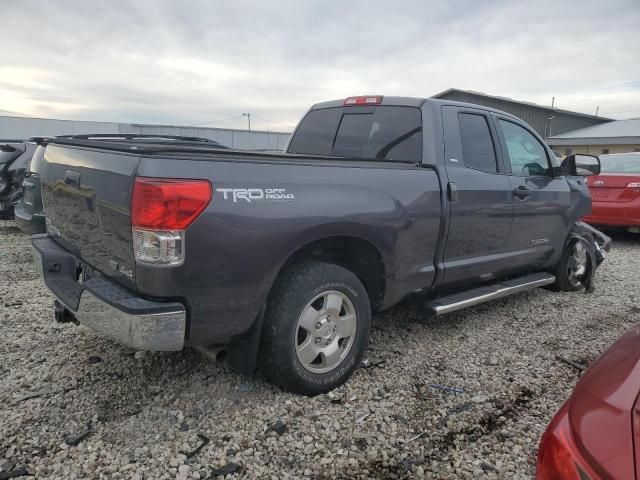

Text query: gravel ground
(1, 218), (638, 479)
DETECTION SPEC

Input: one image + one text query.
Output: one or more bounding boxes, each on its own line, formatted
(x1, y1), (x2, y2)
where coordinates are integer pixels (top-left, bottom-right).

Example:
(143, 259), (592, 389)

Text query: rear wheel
(552, 238), (590, 291)
(259, 261), (371, 395)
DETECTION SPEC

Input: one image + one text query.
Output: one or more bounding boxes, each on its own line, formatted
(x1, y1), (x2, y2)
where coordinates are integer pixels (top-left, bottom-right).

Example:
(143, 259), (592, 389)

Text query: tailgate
(40, 144), (139, 287)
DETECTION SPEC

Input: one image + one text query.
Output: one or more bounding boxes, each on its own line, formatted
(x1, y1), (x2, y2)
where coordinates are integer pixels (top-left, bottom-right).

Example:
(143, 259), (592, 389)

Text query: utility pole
(595, 106), (600, 116)
(551, 96), (555, 108)
(545, 116), (554, 139)
(242, 113), (251, 131)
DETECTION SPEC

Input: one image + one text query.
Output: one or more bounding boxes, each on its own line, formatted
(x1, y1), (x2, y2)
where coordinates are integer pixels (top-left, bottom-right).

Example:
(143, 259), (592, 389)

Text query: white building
(547, 119), (640, 156)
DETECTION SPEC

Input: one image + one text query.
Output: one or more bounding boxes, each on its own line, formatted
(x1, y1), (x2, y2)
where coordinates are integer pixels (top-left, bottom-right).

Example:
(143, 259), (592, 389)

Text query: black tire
(259, 261), (371, 395)
(551, 237), (590, 292)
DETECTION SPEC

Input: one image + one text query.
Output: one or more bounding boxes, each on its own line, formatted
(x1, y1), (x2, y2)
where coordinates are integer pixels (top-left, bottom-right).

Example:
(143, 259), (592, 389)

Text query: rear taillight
(343, 95), (383, 106)
(132, 177), (212, 230)
(537, 404), (593, 480)
(131, 177), (212, 266)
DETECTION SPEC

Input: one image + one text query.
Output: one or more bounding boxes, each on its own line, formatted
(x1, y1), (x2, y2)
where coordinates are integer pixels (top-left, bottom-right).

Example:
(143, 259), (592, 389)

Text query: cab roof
(310, 96), (523, 122)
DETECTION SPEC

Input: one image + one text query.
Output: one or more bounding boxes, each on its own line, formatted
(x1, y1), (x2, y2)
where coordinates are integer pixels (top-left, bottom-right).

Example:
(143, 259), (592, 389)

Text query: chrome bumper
(32, 235), (186, 351)
(72, 290), (186, 351)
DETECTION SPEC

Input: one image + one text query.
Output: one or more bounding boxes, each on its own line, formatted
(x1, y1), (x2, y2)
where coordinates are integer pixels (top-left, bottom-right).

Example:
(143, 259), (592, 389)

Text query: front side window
(288, 106), (422, 162)
(458, 113), (498, 173)
(499, 120), (550, 176)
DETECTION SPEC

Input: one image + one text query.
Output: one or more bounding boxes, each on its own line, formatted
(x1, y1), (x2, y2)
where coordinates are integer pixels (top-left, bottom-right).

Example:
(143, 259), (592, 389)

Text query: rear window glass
(458, 113), (498, 173)
(288, 106), (422, 162)
(600, 154), (640, 173)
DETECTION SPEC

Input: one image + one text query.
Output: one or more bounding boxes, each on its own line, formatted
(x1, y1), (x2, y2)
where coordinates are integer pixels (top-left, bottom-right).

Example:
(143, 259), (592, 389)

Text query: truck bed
(48, 137), (421, 167)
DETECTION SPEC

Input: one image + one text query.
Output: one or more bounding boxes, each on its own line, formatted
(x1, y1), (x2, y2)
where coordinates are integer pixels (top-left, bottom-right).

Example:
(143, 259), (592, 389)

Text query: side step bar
(428, 272), (556, 316)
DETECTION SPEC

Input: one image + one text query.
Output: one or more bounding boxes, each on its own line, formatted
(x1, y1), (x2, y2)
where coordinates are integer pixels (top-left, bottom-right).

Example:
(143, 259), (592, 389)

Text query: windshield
(600, 154), (640, 173)
(287, 106), (422, 163)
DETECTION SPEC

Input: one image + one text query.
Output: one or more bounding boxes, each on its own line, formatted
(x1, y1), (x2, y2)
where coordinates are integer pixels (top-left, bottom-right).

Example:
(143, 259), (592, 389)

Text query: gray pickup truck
(32, 96), (610, 394)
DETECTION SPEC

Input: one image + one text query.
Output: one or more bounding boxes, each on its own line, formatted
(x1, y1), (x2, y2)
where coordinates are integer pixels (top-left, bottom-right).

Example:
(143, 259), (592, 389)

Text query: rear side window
(288, 106), (422, 162)
(458, 113), (498, 173)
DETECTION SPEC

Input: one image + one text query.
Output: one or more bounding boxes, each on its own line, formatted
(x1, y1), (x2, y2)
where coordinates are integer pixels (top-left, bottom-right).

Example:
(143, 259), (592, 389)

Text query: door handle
(513, 186), (530, 199)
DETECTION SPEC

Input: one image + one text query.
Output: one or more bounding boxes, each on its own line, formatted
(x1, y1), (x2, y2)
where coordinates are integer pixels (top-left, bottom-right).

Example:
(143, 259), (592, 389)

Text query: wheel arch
(272, 234), (387, 312)
(224, 233), (388, 377)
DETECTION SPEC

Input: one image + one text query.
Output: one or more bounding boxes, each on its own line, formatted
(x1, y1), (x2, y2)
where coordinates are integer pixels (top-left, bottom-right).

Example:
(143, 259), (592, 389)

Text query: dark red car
(582, 153), (640, 232)
(537, 325), (640, 479)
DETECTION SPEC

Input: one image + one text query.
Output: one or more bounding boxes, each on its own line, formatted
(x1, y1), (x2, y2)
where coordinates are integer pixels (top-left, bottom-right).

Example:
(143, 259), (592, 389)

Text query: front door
(441, 106), (514, 285)
(494, 116), (572, 269)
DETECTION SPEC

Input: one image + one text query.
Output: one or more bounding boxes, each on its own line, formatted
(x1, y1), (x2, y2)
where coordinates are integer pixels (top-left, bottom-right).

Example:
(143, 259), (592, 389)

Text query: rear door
(494, 116), (571, 268)
(441, 106), (514, 285)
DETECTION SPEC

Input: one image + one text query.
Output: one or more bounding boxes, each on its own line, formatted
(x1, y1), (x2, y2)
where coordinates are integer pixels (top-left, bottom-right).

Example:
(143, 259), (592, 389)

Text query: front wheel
(552, 238), (590, 291)
(259, 261), (371, 395)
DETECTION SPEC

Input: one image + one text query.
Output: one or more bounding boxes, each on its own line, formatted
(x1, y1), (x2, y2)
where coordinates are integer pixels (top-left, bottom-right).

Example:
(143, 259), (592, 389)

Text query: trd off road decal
(216, 187), (295, 203)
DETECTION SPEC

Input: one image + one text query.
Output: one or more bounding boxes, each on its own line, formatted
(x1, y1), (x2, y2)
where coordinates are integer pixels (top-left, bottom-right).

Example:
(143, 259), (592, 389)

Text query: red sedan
(537, 325), (640, 479)
(582, 153), (640, 231)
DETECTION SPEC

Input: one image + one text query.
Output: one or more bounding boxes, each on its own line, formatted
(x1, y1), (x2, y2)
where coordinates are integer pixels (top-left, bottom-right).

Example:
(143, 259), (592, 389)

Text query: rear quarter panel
(136, 156), (442, 345)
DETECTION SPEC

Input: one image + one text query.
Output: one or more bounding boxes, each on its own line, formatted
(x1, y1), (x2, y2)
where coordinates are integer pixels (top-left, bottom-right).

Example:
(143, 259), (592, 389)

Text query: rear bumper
(31, 234), (186, 351)
(14, 202), (46, 234)
(583, 201), (640, 227)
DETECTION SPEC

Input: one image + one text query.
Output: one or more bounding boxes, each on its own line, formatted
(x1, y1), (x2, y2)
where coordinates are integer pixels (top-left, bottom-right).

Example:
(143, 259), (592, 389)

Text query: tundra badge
(530, 238), (550, 246)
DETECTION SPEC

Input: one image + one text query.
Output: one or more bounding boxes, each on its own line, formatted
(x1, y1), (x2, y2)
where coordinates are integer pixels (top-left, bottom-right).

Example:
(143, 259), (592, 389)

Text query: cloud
(0, 0), (638, 130)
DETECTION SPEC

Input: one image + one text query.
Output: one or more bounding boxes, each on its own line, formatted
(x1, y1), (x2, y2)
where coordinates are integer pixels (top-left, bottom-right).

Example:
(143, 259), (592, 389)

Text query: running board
(429, 272), (556, 316)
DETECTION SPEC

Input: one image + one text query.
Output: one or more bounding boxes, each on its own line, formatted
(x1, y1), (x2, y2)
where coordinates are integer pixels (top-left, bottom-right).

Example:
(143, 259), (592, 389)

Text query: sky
(1, 0), (639, 131)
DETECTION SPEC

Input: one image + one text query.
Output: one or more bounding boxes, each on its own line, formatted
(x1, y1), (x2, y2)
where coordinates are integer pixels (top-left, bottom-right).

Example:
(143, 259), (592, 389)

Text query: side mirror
(560, 154), (601, 176)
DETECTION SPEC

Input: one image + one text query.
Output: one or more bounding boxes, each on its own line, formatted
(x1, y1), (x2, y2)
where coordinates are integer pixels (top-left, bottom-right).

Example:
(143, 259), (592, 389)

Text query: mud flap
(225, 307), (266, 376)
(566, 221), (611, 293)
